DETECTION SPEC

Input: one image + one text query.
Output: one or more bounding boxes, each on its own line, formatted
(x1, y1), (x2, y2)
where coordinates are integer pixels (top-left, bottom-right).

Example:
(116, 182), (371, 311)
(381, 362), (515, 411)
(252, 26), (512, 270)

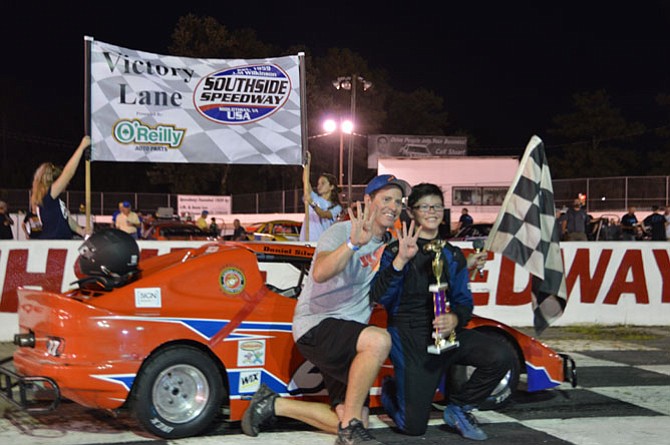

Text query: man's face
(366, 186), (403, 229)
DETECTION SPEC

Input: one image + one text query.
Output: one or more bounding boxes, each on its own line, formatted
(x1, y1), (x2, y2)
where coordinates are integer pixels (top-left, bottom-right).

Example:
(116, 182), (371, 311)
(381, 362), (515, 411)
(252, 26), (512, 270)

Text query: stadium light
(323, 118), (353, 187)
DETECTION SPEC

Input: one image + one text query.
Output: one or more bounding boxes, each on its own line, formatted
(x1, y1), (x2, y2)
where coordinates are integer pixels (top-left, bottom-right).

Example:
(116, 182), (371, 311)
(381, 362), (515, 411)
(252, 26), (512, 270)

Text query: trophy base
(427, 340), (459, 355)
(429, 283), (449, 293)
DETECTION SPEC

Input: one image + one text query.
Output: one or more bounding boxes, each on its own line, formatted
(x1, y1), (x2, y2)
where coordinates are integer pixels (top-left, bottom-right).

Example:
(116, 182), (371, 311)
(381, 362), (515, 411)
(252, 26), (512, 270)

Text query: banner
(88, 38), (303, 165)
(367, 134), (467, 167)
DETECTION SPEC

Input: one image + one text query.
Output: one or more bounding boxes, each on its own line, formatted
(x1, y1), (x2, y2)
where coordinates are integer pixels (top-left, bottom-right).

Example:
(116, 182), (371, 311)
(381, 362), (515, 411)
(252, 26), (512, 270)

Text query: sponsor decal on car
(238, 370), (261, 393)
(134, 287), (162, 308)
(238, 340), (266, 366)
(219, 267), (246, 294)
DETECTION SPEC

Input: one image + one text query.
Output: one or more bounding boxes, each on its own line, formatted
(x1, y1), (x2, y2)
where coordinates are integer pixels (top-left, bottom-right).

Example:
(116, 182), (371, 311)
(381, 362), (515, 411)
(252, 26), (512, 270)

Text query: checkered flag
(485, 136), (567, 335)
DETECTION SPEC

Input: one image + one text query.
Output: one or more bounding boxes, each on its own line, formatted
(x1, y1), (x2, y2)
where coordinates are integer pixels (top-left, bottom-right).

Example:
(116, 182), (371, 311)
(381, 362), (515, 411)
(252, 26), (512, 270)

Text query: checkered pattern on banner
(485, 135), (567, 334)
(89, 38), (303, 165)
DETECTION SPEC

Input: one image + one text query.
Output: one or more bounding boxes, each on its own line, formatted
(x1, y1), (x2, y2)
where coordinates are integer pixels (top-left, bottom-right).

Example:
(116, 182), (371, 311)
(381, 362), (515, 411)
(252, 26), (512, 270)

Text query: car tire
(131, 345), (225, 439)
(446, 331), (520, 410)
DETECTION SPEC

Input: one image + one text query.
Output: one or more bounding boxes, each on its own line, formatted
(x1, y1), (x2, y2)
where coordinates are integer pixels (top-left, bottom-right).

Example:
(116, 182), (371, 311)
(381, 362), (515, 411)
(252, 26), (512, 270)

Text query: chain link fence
(1, 176), (668, 216)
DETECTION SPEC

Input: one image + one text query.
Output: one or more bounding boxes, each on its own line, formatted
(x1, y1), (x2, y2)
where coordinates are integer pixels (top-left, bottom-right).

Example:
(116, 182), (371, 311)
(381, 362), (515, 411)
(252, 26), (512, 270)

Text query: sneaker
(241, 383), (279, 437)
(335, 418), (385, 445)
(443, 403), (488, 441)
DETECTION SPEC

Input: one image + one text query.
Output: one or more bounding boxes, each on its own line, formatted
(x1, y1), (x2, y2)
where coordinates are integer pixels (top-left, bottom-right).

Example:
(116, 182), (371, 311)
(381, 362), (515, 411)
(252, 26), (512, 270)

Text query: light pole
(322, 118), (353, 188)
(332, 75), (372, 203)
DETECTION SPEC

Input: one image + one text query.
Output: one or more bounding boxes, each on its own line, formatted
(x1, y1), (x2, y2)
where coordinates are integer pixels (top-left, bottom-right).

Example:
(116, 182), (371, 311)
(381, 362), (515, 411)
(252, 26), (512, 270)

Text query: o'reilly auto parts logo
(194, 64), (291, 125)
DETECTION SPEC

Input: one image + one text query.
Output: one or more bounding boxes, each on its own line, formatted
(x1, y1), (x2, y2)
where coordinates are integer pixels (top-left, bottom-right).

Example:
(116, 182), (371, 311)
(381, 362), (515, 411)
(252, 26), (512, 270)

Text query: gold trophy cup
(424, 240), (459, 354)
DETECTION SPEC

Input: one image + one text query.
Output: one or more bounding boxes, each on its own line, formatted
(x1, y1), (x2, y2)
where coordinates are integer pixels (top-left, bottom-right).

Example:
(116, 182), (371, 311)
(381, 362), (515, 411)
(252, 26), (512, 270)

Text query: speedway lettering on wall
(0, 241), (668, 330)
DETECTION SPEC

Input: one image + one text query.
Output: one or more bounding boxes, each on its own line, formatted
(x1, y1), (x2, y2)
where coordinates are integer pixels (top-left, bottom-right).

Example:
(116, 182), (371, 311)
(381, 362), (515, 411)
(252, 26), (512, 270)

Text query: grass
(563, 325), (660, 341)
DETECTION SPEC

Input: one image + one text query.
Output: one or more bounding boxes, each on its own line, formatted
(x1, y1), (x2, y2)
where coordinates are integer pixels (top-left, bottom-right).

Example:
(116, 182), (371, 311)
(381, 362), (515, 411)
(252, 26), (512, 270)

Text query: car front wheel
(132, 345), (225, 439)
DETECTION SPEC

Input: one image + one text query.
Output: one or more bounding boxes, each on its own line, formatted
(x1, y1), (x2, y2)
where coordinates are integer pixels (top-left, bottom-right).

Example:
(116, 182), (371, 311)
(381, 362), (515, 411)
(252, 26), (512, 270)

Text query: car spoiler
(560, 353), (578, 387)
(0, 355), (61, 413)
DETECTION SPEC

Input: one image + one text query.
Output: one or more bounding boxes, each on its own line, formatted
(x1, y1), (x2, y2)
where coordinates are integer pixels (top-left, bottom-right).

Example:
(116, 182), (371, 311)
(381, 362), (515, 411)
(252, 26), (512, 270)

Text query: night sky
(3, 1), (670, 153)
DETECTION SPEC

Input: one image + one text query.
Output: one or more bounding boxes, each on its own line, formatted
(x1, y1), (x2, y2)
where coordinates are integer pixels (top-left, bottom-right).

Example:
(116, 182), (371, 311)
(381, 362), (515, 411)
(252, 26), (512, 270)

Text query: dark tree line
(2, 14), (669, 197)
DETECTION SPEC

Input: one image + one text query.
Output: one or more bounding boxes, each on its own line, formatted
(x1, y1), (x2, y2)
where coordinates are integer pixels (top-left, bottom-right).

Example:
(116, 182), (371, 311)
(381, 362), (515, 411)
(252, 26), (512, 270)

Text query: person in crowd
(115, 201), (141, 240)
(196, 210), (209, 231)
(209, 216), (220, 238)
(30, 136), (90, 239)
(620, 206), (640, 241)
(665, 207), (670, 241)
(111, 201), (124, 226)
(455, 208), (473, 233)
(643, 205), (667, 241)
(299, 151), (343, 242)
(563, 198), (588, 241)
(369, 183), (510, 441)
(140, 212), (156, 239)
(232, 219), (247, 240)
(0, 201), (15, 240)
(241, 174), (408, 445)
(21, 208), (42, 239)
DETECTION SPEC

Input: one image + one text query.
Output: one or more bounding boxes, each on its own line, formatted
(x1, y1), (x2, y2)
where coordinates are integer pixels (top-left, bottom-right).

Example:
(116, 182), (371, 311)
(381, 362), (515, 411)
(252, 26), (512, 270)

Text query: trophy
(424, 240), (459, 354)
(470, 239), (486, 281)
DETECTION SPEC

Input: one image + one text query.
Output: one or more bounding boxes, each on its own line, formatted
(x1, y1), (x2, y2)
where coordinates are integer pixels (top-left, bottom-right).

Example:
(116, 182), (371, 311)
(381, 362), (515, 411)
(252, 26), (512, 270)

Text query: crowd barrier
(0, 240), (668, 341)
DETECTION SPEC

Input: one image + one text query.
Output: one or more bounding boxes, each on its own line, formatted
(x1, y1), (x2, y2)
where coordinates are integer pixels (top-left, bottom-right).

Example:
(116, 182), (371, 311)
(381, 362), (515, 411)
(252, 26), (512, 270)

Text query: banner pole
(298, 52), (309, 239)
(84, 36), (93, 234)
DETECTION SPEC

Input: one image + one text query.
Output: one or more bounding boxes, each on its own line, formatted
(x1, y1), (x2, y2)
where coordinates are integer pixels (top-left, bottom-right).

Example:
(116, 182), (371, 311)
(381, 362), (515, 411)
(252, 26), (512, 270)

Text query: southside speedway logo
(194, 64), (291, 125)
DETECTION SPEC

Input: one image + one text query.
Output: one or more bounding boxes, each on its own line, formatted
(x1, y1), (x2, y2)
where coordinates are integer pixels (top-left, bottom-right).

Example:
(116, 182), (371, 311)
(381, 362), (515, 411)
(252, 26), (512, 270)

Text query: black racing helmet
(76, 229), (140, 289)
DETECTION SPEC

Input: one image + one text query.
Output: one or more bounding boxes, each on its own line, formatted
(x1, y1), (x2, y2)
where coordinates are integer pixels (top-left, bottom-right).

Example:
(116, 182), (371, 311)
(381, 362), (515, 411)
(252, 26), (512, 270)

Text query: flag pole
(83, 36), (93, 234)
(298, 52), (309, 240)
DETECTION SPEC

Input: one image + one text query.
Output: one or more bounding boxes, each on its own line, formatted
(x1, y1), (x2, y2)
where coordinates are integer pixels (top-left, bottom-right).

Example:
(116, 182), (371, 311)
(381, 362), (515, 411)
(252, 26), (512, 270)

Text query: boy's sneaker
(241, 383), (278, 437)
(443, 403), (488, 441)
(335, 418), (385, 445)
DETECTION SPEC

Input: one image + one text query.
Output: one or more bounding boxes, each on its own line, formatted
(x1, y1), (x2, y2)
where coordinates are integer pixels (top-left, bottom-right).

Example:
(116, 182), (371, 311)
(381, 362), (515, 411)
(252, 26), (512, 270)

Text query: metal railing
(1, 176), (668, 216)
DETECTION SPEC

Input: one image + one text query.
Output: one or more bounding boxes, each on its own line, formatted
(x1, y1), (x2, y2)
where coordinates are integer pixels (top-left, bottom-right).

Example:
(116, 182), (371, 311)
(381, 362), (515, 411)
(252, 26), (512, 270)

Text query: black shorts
(296, 317), (367, 406)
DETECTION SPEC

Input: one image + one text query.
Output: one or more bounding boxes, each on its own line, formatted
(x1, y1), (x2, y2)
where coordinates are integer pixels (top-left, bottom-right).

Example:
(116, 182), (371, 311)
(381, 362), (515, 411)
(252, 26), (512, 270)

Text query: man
(196, 210), (209, 231)
(456, 208), (473, 233)
(620, 206), (639, 241)
(643, 205), (667, 241)
(115, 201), (141, 240)
(232, 218), (247, 240)
(241, 174), (408, 445)
(563, 198), (588, 241)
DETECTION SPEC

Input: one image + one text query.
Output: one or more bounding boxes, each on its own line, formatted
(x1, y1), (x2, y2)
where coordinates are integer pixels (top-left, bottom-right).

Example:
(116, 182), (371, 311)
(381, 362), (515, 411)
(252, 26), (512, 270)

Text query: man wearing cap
(196, 210), (209, 231)
(242, 174), (408, 445)
(115, 201), (140, 239)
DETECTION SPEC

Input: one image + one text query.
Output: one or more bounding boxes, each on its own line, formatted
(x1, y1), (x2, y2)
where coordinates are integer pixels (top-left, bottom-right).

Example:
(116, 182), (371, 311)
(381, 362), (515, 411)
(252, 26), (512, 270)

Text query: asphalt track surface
(1, 326), (669, 445)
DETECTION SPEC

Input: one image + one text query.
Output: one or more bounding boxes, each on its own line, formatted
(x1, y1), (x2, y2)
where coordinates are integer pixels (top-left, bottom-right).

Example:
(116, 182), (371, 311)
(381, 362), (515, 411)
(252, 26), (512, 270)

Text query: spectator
(241, 174), (408, 445)
(665, 207), (670, 241)
(455, 208), (473, 233)
(620, 206), (640, 241)
(0, 201), (14, 240)
(299, 151), (342, 242)
(196, 210), (209, 231)
(643, 205), (667, 241)
(30, 136), (90, 239)
(209, 217), (220, 238)
(21, 208), (43, 239)
(563, 199), (588, 241)
(115, 201), (141, 240)
(111, 201), (124, 225)
(231, 219), (247, 240)
(140, 212), (156, 239)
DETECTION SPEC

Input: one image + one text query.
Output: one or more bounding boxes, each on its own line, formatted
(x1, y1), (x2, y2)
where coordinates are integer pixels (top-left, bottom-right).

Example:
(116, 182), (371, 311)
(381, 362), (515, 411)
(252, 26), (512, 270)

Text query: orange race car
(0, 230), (575, 439)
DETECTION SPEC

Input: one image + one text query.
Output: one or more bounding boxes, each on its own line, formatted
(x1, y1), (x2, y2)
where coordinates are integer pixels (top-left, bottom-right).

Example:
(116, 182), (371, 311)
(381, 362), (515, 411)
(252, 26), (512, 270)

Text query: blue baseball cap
(364, 174), (409, 196)
(122, 201), (131, 208)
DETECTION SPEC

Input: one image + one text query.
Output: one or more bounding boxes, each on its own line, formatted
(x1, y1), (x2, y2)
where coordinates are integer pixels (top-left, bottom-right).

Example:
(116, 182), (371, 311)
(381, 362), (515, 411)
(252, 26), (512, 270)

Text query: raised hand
(348, 201), (376, 247)
(392, 220), (421, 270)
